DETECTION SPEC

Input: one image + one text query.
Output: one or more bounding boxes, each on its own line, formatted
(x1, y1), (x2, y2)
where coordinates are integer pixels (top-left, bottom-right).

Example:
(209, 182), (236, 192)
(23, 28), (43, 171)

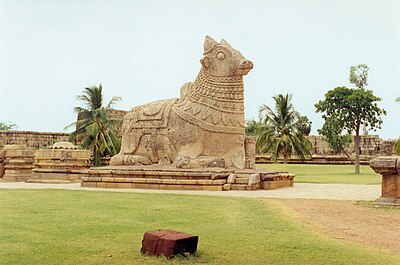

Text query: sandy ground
(276, 199), (400, 255)
(0, 182), (381, 200)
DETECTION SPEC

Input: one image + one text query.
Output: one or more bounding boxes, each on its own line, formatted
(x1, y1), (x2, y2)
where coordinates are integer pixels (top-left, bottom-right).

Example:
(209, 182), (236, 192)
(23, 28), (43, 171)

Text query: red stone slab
(141, 230), (198, 258)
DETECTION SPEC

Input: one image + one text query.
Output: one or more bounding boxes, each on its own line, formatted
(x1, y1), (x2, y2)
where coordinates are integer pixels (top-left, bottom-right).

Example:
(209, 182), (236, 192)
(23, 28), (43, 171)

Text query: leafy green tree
(256, 94), (312, 164)
(245, 118), (262, 136)
(397, 97), (400, 103)
(317, 116), (353, 162)
(0, 121), (18, 130)
(315, 86), (386, 173)
(296, 115), (312, 136)
(65, 84), (122, 166)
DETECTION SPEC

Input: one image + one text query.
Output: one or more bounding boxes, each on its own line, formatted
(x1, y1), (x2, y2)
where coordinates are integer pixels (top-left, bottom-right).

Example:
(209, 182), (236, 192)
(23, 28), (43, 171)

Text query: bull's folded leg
(174, 156), (225, 169)
(110, 154), (152, 166)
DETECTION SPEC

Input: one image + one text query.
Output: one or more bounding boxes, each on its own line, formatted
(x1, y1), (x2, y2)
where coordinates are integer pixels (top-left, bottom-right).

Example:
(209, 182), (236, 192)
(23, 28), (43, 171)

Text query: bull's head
(200, 36), (253, 77)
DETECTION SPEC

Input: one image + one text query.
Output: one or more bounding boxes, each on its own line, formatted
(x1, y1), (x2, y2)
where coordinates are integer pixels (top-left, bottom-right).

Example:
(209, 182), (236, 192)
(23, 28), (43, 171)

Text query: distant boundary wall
(0, 130), (70, 150)
(307, 135), (395, 156)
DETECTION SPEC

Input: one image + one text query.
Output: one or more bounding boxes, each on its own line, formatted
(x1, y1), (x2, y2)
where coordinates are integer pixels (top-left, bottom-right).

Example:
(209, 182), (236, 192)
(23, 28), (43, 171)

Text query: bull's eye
(216, 52), (226, 60)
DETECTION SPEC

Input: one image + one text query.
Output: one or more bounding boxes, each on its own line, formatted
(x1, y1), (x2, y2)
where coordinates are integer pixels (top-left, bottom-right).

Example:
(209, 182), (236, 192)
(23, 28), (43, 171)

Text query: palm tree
(256, 94), (312, 164)
(65, 84), (122, 166)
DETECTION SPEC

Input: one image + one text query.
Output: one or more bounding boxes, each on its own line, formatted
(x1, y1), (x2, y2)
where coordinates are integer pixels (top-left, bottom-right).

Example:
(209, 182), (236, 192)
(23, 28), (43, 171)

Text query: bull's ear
(220, 38), (232, 48)
(204, 36), (218, 52)
(200, 56), (211, 68)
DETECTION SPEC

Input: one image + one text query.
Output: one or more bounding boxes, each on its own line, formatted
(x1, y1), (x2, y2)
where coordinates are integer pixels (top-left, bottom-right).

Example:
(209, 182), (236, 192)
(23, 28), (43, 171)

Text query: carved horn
(204, 35), (218, 54)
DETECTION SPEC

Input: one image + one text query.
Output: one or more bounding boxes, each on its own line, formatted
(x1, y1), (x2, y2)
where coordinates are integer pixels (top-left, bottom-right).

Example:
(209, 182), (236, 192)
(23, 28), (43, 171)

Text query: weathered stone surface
(308, 135), (395, 157)
(370, 156), (399, 175)
(244, 136), (256, 169)
(31, 142), (90, 181)
(51, 141), (78, 150)
(0, 149), (5, 178)
(248, 173), (260, 186)
(110, 36), (253, 169)
(370, 156), (400, 207)
(0, 130), (69, 150)
(83, 165), (294, 191)
(227, 173), (236, 184)
(2, 144), (35, 181)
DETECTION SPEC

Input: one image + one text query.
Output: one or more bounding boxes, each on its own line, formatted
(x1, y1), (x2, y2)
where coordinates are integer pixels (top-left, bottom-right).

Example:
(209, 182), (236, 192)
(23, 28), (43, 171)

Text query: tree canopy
(349, 64), (369, 89)
(315, 86), (386, 173)
(317, 116), (353, 161)
(0, 121), (18, 130)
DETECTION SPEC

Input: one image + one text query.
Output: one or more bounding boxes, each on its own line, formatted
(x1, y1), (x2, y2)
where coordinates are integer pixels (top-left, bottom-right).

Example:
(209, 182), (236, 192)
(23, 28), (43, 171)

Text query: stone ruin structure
(31, 141), (91, 183)
(256, 135), (396, 165)
(0, 130), (69, 150)
(82, 36), (294, 191)
(308, 135), (395, 157)
(1, 144), (35, 181)
(370, 156), (400, 207)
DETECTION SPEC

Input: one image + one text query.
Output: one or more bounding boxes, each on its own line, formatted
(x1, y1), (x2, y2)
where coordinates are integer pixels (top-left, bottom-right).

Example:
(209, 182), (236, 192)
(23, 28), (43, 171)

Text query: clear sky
(1, 0), (399, 139)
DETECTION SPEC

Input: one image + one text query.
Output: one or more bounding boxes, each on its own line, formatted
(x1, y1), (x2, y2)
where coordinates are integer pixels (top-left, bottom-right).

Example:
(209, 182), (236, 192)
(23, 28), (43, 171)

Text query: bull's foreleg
(109, 154), (152, 166)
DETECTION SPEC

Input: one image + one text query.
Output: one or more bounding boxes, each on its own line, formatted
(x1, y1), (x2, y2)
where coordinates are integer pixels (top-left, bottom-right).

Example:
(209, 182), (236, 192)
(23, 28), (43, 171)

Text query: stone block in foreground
(370, 156), (400, 207)
(141, 230), (198, 258)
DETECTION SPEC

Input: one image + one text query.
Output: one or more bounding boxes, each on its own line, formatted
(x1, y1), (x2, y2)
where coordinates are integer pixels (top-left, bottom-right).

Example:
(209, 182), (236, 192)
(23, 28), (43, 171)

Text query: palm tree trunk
(93, 147), (101, 166)
(283, 149), (288, 164)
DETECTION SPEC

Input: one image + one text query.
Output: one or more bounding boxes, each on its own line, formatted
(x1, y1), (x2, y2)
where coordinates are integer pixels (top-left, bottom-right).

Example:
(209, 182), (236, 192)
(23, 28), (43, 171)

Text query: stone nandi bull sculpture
(110, 36), (253, 169)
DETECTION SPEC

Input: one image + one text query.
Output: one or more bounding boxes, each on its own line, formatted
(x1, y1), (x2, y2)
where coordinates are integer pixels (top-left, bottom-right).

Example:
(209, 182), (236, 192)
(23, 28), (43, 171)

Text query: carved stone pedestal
(31, 142), (91, 182)
(2, 145), (35, 181)
(81, 165), (294, 191)
(370, 156), (400, 207)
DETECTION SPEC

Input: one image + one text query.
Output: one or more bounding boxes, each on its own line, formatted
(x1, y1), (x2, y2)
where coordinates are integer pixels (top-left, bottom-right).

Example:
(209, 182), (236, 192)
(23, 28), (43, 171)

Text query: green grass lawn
(257, 164), (381, 184)
(1, 189), (398, 265)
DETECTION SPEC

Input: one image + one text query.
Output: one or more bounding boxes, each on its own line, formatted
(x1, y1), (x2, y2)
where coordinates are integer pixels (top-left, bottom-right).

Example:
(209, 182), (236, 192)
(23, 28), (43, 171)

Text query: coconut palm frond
(65, 84), (122, 166)
(255, 93), (312, 163)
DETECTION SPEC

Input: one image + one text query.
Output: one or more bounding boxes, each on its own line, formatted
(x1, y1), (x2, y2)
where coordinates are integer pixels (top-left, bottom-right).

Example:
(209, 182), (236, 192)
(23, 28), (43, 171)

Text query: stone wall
(307, 135), (395, 156)
(0, 130), (70, 150)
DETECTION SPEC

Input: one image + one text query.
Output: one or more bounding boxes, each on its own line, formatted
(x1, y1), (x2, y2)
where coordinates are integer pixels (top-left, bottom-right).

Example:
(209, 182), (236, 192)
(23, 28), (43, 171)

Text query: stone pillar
(370, 156), (400, 206)
(0, 148), (5, 178)
(244, 136), (256, 170)
(3, 144), (35, 181)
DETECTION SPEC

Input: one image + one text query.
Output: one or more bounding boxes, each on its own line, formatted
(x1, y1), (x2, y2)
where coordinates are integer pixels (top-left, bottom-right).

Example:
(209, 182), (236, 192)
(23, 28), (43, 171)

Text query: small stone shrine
(31, 141), (91, 182)
(82, 36), (294, 191)
(2, 144), (35, 181)
(370, 156), (400, 207)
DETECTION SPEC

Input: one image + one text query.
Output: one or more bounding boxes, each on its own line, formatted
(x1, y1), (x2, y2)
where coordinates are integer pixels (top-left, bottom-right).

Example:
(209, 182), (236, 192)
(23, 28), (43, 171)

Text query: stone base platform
(26, 179), (76, 184)
(81, 166), (294, 191)
(373, 197), (400, 207)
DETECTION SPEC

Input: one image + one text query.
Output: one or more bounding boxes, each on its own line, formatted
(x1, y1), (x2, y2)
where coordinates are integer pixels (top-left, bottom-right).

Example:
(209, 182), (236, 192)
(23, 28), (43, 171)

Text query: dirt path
(276, 199), (400, 255)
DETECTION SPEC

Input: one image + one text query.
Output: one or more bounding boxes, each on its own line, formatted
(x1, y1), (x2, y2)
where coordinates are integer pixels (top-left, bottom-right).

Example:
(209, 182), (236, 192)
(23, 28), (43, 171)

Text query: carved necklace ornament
(173, 69), (245, 134)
